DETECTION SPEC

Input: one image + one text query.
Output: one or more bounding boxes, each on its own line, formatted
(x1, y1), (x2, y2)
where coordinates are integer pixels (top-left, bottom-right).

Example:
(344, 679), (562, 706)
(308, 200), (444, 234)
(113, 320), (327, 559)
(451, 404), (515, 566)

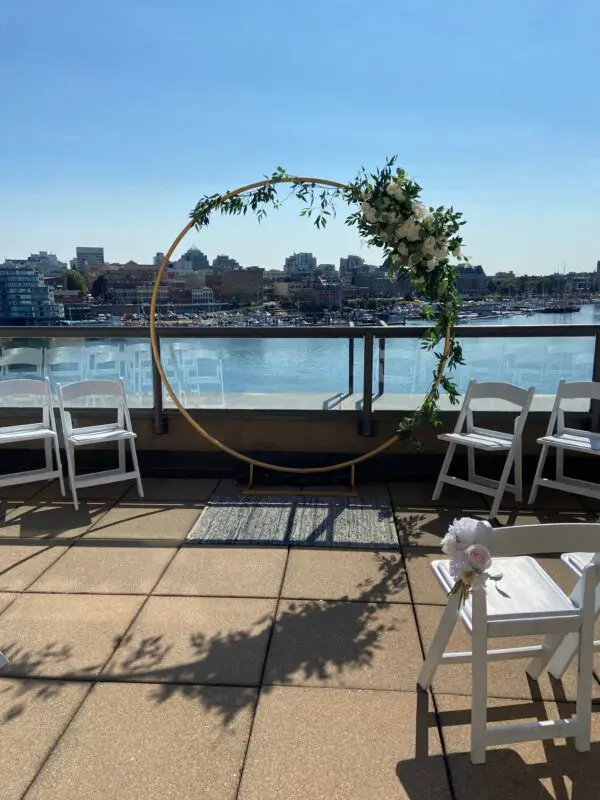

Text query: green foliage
(189, 159), (466, 445)
(63, 270), (88, 293)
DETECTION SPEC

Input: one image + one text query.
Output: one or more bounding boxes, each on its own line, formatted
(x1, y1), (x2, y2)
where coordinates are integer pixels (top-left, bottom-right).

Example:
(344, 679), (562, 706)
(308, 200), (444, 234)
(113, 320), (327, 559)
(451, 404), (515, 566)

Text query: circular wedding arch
(149, 175), (452, 476)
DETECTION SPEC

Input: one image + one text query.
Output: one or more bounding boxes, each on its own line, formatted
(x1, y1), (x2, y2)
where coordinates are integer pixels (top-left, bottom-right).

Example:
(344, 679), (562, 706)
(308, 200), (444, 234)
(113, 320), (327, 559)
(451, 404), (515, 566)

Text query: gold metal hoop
(149, 175), (403, 477)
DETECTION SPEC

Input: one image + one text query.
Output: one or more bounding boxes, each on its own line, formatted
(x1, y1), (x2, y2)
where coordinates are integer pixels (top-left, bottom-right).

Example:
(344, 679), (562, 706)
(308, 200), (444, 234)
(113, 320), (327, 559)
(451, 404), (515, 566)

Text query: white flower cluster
(441, 517), (502, 605)
(360, 176), (462, 273)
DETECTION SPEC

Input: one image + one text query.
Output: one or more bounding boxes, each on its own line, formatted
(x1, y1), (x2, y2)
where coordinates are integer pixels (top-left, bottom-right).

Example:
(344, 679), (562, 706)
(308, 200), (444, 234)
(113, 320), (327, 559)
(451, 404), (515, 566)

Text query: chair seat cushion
(537, 433), (600, 453)
(432, 556), (577, 631)
(0, 422), (56, 443)
(438, 432), (511, 451)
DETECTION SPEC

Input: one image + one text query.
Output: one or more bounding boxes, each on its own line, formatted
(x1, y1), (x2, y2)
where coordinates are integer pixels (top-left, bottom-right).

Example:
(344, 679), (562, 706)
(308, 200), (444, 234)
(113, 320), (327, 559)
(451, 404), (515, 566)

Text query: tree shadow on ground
(0, 550), (423, 727)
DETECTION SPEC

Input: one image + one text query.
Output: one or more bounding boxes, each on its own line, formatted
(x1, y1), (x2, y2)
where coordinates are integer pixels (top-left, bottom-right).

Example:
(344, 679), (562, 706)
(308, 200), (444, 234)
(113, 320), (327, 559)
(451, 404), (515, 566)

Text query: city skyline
(2, 1), (599, 275)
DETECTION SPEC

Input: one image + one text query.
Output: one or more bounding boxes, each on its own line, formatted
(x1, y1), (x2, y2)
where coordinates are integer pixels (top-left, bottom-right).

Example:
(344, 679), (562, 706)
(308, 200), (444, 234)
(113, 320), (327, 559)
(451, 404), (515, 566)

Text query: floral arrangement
(189, 158), (467, 443)
(441, 517), (502, 606)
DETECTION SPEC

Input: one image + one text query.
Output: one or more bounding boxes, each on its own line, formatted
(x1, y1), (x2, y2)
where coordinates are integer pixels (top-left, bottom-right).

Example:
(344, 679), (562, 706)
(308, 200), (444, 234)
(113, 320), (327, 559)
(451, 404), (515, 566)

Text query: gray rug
(187, 495), (398, 548)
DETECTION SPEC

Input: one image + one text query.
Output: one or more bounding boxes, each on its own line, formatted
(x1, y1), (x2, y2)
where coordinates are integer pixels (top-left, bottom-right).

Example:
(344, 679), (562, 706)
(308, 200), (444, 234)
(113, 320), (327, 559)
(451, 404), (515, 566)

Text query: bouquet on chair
(441, 517), (502, 607)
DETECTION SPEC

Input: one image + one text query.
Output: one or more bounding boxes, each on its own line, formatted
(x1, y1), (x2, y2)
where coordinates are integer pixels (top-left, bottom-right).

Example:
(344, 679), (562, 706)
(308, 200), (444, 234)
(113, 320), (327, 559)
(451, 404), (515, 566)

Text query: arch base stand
(243, 462), (357, 497)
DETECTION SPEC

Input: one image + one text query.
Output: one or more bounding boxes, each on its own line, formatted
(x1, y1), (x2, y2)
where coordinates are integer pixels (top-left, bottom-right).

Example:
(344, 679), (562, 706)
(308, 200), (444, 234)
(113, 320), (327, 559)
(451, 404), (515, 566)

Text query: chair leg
(514, 442), (523, 503)
(528, 445), (549, 505)
(467, 447), (475, 484)
(65, 444), (79, 511)
(556, 448), (564, 482)
(417, 593), (461, 690)
(118, 440), (126, 474)
(575, 572), (596, 752)
(526, 632), (567, 680)
(129, 439), (144, 498)
(548, 581), (600, 679)
(489, 451), (515, 519)
(432, 443), (456, 501)
(53, 437), (66, 497)
(470, 591), (488, 765)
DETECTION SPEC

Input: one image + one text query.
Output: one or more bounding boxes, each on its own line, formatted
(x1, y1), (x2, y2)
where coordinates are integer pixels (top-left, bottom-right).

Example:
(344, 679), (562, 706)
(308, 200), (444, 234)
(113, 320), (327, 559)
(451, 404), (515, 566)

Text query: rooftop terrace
(2, 477), (600, 799)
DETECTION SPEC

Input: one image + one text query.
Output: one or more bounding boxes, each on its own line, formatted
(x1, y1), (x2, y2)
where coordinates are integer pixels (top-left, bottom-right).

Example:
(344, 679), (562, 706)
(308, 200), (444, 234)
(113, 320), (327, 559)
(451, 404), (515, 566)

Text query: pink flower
(465, 544), (492, 572)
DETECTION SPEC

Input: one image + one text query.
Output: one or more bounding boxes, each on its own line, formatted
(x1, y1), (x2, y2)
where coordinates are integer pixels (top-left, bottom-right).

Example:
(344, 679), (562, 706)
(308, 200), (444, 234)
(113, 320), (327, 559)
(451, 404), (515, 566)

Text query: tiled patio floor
(0, 478), (599, 798)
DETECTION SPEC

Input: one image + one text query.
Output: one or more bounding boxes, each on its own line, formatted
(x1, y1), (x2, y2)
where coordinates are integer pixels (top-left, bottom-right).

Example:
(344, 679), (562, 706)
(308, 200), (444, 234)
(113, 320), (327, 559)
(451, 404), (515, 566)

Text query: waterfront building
(153, 252), (165, 267)
(316, 263), (336, 278)
(339, 254), (368, 279)
(74, 247), (104, 271)
(212, 254), (241, 272)
(207, 267), (264, 302)
(0, 264), (63, 325)
(4, 251), (66, 277)
(284, 252), (316, 277)
(456, 263), (487, 297)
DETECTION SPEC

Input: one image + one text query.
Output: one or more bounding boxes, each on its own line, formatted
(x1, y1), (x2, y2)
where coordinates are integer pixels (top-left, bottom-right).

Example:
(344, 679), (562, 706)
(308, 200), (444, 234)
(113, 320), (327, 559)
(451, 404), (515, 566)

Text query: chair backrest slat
(468, 381), (534, 407)
(473, 521), (600, 558)
(59, 379), (125, 403)
(0, 378), (51, 397)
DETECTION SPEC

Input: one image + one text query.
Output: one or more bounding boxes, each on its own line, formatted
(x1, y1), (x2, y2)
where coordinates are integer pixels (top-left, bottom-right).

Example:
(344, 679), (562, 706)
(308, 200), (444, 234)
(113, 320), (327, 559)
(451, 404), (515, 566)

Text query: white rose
(393, 185), (405, 202)
(434, 246), (448, 261)
(405, 220), (421, 241)
(426, 258), (438, 271)
(361, 201), (372, 214)
(412, 202), (427, 219)
(396, 242), (409, 257)
(422, 236), (437, 256)
(422, 214), (435, 228)
(385, 182), (397, 197)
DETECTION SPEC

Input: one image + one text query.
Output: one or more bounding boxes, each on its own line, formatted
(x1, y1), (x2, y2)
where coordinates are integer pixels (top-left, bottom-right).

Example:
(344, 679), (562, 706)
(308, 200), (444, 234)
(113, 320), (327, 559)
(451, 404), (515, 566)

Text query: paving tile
(395, 508), (492, 548)
(406, 551), (577, 605)
(104, 596), (275, 686)
(35, 479), (129, 502)
(239, 686), (450, 800)
(281, 549), (410, 602)
(0, 592), (18, 614)
(123, 477), (219, 504)
(502, 484), (586, 510)
(0, 502), (109, 540)
(26, 682), (256, 800)
(415, 603), (600, 702)
(0, 677), (91, 800)
(0, 544), (68, 591)
(154, 547), (286, 597)
(28, 545), (176, 594)
(0, 482), (42, 501)
(263, 600), (421, 690)
(389, 481), (490, 510)
(83, 503), (201, 540)
(437, 694), (600, 799)
(0, 593), (144, 679)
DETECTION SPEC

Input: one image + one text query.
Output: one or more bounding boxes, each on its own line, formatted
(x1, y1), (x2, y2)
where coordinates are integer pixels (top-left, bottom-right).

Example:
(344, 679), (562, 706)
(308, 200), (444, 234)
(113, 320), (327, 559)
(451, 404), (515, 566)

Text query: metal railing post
(361, 334), (374, 436)
(152, 336), (167, 434)
(378, 337), (385, 396)
(592, 330), (600, 430)
(348, 339), (354, 395)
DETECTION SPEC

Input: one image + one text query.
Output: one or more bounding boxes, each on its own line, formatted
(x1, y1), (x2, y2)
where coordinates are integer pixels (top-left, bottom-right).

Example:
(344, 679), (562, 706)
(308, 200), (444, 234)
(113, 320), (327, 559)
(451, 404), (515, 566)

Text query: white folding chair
(433, 380), (535, 518)
(57, 379), (143, 510)
(45, 346), (85, 387)
(529, 380), (600, 505)
(418, 521), (600, 764)
(0, 378), (65, 495)
(0, 347), (44, 379)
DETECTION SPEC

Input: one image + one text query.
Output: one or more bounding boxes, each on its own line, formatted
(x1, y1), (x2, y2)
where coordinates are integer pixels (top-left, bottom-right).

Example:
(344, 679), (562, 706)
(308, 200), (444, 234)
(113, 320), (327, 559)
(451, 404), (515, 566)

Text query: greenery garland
(190, 158), (466, 446)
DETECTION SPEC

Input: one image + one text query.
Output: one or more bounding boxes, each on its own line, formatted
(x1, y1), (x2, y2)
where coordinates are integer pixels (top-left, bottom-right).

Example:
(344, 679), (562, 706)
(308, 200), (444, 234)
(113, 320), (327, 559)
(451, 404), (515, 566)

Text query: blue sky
(1, 0), (599, 274)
